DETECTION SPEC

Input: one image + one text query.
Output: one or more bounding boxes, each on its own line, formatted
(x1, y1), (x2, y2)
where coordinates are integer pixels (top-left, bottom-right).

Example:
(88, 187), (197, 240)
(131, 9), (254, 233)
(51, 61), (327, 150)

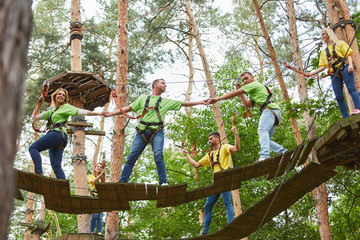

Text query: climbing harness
(46, 107), (67, 149)
(32, 81), (50, 133)
(325, 43), (346, 78)
(251, 85), (279, 126)
(136, 95), (164, 144)
(209, 145), (224, 172)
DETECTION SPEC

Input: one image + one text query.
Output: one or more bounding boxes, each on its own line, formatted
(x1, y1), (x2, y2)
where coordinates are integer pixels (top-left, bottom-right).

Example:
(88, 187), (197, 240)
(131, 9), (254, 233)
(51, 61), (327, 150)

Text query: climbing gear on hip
(252, 85), (279, 126)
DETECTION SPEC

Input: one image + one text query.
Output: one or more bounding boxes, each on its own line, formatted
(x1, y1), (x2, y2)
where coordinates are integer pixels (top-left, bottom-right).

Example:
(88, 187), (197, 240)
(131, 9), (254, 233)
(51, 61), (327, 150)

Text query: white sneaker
(258, 157), (267, 161)
(351, 109), (360, 115)
(160, 183), (168, 186)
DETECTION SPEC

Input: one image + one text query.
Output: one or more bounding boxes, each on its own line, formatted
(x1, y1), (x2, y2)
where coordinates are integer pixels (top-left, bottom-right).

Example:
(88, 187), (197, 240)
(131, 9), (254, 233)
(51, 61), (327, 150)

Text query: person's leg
(331, 75), (349, 118)
(258, 109), (275, 159)
(202, 194), (220, 234)
(342, 65), (360, 110)
(90, 213), (96, 233)
(151, 130), (167, 185)
(97, 212), (103, 233)
(29, 131), (65, 175)
(268, 109), (287, 154)
(221, 191), (234, 223)
(119, 132), (147, 182)
(49, 134), (67, 179)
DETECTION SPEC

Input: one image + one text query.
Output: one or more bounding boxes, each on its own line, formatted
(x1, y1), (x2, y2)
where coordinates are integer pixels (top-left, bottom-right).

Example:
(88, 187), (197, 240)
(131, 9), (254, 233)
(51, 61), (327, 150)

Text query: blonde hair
(93, 163), (106, 182)
(321, 28), (339, 45)
(50, 88), (69, 107)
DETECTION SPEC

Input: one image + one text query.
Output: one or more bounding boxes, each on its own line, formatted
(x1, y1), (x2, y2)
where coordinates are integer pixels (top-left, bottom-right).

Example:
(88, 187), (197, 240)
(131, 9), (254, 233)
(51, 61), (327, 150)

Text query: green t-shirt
(43, 104), (79, 134)
(130, 95), (182, 131)
(241, 81), (279, 109)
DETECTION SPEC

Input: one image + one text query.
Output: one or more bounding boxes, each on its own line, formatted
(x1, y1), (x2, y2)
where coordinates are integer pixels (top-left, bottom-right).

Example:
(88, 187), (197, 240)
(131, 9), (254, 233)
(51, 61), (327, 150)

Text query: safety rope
(32, 81), (50, 133)
(281, 61), (330, 79)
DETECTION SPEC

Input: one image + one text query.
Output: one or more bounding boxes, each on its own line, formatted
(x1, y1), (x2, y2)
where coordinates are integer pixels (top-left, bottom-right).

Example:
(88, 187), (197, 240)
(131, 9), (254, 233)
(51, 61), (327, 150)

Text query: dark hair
(152, 79), (164, 89)
(208, 131), (220, 139)
(240, 72), (253, 77)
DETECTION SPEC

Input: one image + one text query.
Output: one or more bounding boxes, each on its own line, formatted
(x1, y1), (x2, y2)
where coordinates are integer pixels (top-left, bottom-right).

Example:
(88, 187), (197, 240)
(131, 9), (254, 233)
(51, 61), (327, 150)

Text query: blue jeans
(202, 191), (234, 234)
(331, 64), (360, 118)
(29, 131), (68, 179)
(258, 108), (286, 159)
(90, 212), (103, 233)
(119, 130), (167, 184)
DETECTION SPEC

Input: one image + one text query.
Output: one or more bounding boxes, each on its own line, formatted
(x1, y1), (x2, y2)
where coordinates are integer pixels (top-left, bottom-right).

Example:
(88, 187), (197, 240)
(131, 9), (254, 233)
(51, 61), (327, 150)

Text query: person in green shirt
(104, 79), (208, 185)
(207, 72), (286, 161)
(29, 88), (102, 179)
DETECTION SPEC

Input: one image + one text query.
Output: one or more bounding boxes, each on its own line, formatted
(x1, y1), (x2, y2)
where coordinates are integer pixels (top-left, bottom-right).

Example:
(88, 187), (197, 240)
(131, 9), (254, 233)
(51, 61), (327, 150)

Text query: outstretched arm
(182, 149), (203, 168)
(103, 105), (133, 117)
(181, 100), (208, 107)
(229, 125), (240, 153)
(305, 66), (326, 77)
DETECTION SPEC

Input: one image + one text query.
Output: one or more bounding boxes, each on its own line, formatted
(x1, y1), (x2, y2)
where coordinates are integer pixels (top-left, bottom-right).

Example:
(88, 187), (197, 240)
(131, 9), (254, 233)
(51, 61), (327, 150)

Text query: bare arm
(214, 89), (246, 102)
(182, 149), (203, 168)
(348, 55), (354, 73)
(305, 66), (326, 77)
(103, 105), (133, 117)
(229, 126), (240, 153)
(181, 100), (208, 107)
(89, 170), (105, 184)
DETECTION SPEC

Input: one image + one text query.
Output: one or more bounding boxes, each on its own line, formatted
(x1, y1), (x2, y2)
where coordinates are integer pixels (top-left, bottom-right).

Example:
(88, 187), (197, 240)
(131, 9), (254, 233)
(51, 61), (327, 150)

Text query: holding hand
(348, 65), (354, 73)
(231, 125), (238, 135)
(235, 82), (241, 90)
(102, 111), (112, 117)
(182, 148), (189, 156)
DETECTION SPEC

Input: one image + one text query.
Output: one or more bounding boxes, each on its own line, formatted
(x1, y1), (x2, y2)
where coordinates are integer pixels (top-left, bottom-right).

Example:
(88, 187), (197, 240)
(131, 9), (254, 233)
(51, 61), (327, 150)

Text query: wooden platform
(45, 71), (111, 111)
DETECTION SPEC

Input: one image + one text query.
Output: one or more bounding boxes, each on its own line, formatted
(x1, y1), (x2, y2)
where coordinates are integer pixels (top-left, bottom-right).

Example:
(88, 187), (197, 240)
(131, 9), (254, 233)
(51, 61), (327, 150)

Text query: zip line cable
(252, 24), (360, 240)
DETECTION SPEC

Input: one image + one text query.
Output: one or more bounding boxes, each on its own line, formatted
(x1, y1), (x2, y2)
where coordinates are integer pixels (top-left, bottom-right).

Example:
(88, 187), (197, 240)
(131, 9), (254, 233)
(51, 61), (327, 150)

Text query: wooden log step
(297, 137), (317, 166)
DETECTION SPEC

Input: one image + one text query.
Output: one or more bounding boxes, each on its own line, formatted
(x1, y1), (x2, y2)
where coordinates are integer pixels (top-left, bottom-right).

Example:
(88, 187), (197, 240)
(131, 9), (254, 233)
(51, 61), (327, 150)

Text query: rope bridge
(14, 114), (360, 239)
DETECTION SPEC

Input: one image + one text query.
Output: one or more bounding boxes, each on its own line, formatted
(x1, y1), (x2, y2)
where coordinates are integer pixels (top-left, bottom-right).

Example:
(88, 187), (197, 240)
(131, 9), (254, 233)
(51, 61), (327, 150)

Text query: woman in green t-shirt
(29, 88), (101, 179)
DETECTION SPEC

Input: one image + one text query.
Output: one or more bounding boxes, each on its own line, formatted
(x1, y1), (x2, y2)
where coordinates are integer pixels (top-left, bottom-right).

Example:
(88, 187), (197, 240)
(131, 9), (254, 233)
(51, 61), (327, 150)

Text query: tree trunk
(324, 0), (360, 112)
(105, 0), (128, 239)
(287, 1), (333, 239)
(185, 1), (245, 232)
(252, 0), (302, 145)
(70, 0), (91, 232)
(92, 102), (110, 167)
(0, 0), (32, 239)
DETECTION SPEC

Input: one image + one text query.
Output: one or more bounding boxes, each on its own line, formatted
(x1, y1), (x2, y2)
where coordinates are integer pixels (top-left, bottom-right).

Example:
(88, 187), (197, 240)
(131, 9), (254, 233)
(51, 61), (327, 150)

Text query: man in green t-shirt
(208, 72), (286, 161)
(182, 125), (240, 235)
(104, 79), (208, 185)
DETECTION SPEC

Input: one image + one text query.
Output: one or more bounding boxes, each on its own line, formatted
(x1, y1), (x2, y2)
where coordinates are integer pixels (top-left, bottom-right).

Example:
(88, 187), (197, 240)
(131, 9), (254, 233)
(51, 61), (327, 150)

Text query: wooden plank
(288, 144), (304, 171)
(314, 121), (342, 150)
(297, 137), (317, 166)
(157, 183), (187, 207)
(273, 150), (294, 179)
(185, 185), (214, 203)
(67, 121), (93, 127)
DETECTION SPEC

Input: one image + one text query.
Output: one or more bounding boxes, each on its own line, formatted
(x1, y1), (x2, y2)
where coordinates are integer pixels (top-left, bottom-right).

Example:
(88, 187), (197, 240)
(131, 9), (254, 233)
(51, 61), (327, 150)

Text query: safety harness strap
(209, 146), (224, 173)
(136, 95), (164, 144)
(326, 43), (346, 77)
